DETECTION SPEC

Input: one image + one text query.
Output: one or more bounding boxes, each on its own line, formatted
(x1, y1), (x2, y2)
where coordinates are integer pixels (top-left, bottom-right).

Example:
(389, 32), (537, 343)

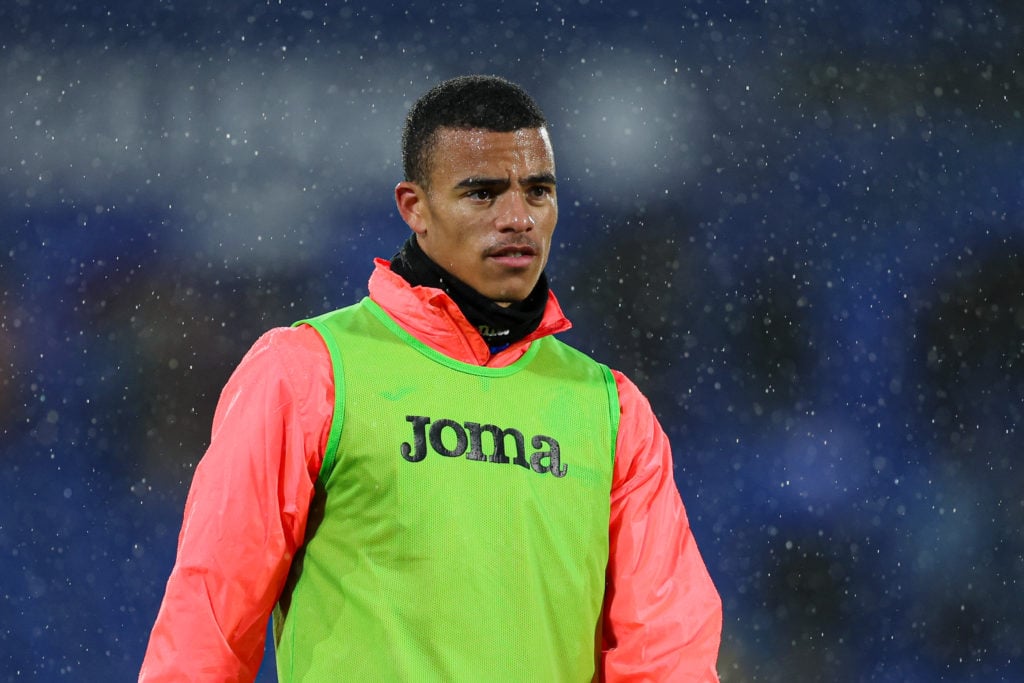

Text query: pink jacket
(140, 260), (722, 681)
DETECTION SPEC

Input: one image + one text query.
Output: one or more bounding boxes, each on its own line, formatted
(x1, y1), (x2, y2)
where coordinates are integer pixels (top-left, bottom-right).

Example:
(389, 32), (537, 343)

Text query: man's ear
(395, 181), (429, 236)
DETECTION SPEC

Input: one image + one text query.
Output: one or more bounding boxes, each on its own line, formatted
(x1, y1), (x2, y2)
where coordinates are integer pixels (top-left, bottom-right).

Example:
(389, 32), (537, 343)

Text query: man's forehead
(428, 126), (555, 172)
(435, 125), (551, 144)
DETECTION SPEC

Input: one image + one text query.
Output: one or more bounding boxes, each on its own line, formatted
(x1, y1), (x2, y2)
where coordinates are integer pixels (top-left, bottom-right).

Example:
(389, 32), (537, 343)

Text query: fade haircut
(401, 75), (547, 186)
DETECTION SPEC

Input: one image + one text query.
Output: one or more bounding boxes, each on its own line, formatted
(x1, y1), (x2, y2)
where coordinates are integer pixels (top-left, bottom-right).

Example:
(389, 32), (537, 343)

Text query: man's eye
(468, 189), (493, 200)
(529, 186), (552, 197)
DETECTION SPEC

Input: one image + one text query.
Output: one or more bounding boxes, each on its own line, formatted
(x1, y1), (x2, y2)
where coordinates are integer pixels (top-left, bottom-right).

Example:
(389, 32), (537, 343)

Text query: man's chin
(485, 289), (529, 307)
(476, 277), (537, 306)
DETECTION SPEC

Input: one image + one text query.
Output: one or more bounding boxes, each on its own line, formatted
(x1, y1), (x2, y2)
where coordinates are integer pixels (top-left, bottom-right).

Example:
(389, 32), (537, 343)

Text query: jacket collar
(367, 258), (572, 368)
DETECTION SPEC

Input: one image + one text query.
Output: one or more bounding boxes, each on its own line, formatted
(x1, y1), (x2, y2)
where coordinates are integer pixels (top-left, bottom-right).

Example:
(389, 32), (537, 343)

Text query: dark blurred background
(2, 1), (1022, 681)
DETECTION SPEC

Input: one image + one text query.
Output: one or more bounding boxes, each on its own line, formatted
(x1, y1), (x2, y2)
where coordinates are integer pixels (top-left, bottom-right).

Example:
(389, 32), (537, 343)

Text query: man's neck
(389, 236), (549, 352)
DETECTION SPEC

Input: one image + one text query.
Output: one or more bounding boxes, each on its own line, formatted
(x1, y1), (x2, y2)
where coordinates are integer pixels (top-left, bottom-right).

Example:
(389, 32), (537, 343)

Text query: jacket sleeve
(139, 325), (333, 682)
(601, 370), (722, 682)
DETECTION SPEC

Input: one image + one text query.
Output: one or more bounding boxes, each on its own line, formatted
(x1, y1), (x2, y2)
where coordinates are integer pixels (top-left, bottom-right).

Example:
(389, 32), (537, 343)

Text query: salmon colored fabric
(140, 260), (722, 682)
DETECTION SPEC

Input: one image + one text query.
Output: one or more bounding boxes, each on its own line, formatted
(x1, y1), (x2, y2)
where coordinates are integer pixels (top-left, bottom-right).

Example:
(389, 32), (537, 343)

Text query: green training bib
(274, 298), (619, 682)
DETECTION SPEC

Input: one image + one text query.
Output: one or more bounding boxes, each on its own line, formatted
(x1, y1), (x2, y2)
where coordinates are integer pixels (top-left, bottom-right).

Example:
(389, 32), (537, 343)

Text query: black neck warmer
(389, 236), (549, 352)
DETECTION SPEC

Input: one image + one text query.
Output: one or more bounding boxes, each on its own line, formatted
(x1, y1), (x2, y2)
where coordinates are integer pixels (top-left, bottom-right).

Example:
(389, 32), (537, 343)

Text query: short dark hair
(401, 75), (547, 185)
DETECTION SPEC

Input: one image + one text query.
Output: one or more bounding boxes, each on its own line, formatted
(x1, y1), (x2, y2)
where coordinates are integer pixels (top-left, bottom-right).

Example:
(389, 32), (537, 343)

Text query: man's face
(395, 127), (558, 304)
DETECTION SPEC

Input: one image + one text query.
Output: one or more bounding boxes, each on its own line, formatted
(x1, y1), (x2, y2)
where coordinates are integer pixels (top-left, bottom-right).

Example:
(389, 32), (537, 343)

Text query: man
(141, 75), (721, 682)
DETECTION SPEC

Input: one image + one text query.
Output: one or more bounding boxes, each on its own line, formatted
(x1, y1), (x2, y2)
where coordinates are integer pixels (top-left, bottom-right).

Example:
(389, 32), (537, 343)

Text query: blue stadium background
(2, 1), (1022, 680)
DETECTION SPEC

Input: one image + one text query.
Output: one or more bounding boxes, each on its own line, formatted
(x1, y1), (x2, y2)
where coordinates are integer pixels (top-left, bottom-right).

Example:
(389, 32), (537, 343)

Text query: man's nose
(495, 191), (535, 232)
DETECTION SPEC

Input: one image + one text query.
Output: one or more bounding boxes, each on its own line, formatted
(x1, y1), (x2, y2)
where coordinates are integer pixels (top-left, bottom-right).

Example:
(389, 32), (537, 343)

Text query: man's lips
(486, 243), (538, 268)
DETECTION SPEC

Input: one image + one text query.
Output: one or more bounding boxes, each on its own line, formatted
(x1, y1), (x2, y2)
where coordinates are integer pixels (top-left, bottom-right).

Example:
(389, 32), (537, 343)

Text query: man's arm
(602, 371), (722, 682)
(139, 326), (332, 682)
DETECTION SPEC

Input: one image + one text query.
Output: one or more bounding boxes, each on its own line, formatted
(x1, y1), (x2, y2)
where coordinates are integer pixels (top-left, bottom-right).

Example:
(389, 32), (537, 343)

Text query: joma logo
(400, 415), (567, 478)
(477, 325), (510, 337)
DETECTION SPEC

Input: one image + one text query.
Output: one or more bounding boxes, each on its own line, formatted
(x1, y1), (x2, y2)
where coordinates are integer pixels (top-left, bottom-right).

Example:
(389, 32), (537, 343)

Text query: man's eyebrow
(454, 173), (557, 190)
(455, 177), (511, 189)
(522, 172), (557, 186)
